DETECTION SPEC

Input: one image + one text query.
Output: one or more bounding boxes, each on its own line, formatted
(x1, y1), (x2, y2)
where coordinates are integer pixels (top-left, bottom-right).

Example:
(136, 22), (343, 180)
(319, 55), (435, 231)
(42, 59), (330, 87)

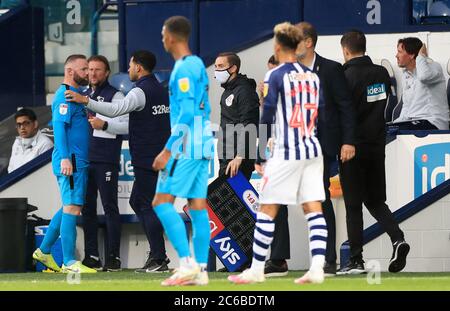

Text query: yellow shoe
(62, 261), (97, 273)
(32, 248), (61, 272)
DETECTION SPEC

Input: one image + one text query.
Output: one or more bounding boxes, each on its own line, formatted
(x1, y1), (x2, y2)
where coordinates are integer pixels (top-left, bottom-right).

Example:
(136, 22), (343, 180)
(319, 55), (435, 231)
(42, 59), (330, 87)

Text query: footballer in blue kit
(32, 55), (97, 274)
(155, 53), (213, 199)
(52, 83), (90, 206)
(152, 16), (213, 286)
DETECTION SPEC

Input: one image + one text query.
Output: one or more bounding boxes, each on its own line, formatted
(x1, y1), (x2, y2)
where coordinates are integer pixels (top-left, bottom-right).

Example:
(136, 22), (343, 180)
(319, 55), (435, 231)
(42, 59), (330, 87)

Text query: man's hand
(152, 148), (171, 171)
(340, 144), (355, 163)
(225, 156), (243, 178)
(65, 90), (89, 105)
(60, 159), (73, 176)
(258, 81), (264, 97)
(89, 117), (105, 130)
(419, 43), (428, 57)
(254, 163), (264, 176)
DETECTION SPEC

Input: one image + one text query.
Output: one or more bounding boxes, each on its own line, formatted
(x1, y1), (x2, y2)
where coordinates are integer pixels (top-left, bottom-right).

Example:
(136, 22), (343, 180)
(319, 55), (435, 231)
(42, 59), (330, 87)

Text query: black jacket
(218, 74), (260, 160)
(342, 56), (391, 155)
(313, 54), (355, 156)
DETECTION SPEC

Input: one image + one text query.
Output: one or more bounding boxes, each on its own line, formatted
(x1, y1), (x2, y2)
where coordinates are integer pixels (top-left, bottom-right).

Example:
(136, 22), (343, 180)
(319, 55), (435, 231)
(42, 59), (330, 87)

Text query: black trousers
(129, 166), (166, 260)
(339, 153), (404, 261)
(270, 154), (337, 263)
(83, 162), (121, 258)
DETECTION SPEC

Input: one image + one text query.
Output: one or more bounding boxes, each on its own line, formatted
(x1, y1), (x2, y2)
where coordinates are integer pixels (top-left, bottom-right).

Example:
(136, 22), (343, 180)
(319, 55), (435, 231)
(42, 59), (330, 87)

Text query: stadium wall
(2, 131), (450, 271)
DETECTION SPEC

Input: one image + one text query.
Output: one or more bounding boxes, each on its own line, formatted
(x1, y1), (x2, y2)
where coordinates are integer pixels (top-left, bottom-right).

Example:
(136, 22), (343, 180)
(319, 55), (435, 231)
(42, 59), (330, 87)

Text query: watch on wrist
(102, 121), (108, 131)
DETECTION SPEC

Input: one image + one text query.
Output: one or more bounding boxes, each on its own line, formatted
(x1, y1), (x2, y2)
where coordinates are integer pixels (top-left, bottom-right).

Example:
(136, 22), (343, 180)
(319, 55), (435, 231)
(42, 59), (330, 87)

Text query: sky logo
(211, 229), (247, 271)
(119, 149), (134, 181)
(366, 83), (386, 103)
(414, 143), (450, 198)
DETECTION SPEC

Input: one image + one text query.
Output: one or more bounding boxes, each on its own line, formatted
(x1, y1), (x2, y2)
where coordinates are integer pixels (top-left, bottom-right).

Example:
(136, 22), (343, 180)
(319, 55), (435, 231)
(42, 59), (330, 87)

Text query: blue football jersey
(51, 84), (90, 175)
(166, 55), (213, 159)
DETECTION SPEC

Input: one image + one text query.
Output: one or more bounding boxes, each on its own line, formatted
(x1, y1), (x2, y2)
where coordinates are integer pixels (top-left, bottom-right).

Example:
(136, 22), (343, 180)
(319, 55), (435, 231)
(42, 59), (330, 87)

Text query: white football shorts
(259, 156), (325, 205)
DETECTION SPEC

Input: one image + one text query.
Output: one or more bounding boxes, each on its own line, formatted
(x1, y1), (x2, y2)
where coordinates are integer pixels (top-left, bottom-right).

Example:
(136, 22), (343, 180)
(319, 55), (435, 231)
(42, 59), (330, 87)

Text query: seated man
(393, 37), (449, 130)
(8, 108), (53, 173)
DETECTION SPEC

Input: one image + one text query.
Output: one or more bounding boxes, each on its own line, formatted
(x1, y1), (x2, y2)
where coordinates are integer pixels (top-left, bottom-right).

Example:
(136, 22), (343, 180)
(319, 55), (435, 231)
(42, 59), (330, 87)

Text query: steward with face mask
(214, 52), (260, 180)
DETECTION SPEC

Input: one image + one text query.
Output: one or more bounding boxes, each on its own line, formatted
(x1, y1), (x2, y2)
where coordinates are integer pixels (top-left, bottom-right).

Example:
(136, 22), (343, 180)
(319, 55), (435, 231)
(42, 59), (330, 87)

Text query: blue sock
(189, 209), (210, 266)
(60, 213), (77, 266)
(154, 203), (190, 259)
(40, 208), (63, 254)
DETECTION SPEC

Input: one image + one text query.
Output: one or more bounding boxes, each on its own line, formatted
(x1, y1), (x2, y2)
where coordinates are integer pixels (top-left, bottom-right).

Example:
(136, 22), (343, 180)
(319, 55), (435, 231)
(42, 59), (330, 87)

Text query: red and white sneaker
(228, 269), (265, 284)
(181, 271), (209, 286)
(294, 268), (325, 284)
(161, 265), (200, 286)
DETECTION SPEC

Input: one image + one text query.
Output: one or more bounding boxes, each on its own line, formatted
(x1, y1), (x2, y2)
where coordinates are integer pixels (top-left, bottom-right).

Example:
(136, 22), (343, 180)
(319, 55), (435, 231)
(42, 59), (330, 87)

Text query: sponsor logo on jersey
(367, 83), (387, 103)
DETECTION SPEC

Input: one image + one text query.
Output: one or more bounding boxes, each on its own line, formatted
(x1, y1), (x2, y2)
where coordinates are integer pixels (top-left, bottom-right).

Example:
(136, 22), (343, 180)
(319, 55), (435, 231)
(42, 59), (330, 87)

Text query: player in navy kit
(229, 22), (327, 285)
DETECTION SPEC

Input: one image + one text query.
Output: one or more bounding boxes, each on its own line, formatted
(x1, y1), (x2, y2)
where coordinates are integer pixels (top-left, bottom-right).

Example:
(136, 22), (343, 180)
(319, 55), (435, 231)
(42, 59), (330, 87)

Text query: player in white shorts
(228, 22), (327, 285)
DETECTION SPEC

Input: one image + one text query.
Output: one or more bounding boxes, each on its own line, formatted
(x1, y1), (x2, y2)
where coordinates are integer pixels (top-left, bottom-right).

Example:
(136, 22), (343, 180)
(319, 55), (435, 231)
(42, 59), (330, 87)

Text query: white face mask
(214, 68), (231, 84)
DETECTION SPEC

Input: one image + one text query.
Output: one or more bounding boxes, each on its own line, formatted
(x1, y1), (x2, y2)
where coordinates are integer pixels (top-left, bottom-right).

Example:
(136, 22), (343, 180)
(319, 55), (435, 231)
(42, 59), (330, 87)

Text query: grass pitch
(1, 271), (450, 291)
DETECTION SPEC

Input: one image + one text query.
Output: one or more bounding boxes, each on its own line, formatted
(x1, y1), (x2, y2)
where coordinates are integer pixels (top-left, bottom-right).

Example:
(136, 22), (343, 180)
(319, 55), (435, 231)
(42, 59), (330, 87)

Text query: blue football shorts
(156, 155), (209, 199)
(56, 167), (88, 206)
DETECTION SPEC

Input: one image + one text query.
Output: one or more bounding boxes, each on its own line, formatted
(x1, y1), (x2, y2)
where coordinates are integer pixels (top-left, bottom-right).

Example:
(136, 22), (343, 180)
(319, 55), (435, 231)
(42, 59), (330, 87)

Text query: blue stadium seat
(429, 0), (450, 15)
(109, 72), (134, 95)
(154, 70), (171, 89)
(381, 59), (401, 122)
(422, 1), (450, 23)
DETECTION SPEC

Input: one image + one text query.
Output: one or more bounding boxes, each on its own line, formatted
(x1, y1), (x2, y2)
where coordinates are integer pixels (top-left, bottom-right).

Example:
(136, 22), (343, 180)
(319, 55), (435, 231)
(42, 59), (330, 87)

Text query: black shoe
(104, 255), (122, 272)
(135, 256), (170, 273)
(324, 261), (337, 277)
(389, 240), (410, 273)
(264, 260), (288, 277)
(217, 262), (249, 272)
(337, 259), (366, 275)
(82, 255), (103, 270)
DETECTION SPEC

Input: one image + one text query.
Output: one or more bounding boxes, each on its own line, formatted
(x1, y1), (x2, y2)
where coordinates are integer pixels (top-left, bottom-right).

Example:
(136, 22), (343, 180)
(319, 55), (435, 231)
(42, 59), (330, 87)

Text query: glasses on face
(16, 120), (33, 129)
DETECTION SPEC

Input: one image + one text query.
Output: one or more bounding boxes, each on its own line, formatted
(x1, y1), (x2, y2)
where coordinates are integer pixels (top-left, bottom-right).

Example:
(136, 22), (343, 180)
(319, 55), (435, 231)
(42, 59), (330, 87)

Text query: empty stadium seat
(154, 70), (171, 88)
(109, 72), (134, 95)
(429, 0), (450, 15)
(422, 1), (450, 23)
(381, 59), (402, 122)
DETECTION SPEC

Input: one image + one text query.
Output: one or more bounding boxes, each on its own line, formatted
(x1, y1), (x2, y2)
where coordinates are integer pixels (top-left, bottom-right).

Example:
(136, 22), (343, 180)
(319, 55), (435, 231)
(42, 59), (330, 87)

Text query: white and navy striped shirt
(261, 62), (322, 160)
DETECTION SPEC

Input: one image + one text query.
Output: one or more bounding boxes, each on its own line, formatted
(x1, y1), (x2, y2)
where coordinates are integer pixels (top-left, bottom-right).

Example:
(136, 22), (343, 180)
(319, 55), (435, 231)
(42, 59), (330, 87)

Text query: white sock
(250, 212), (275, 274)
(305, 212), (327, 270)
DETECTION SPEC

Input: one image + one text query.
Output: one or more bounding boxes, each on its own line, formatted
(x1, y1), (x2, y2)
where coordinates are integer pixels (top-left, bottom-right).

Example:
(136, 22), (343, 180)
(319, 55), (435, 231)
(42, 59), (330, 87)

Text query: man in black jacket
(214, 52), (259, 272)
(214, 52), (260, 180)
(265, 22), (356, 277)
(337, 30), (409, 274)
